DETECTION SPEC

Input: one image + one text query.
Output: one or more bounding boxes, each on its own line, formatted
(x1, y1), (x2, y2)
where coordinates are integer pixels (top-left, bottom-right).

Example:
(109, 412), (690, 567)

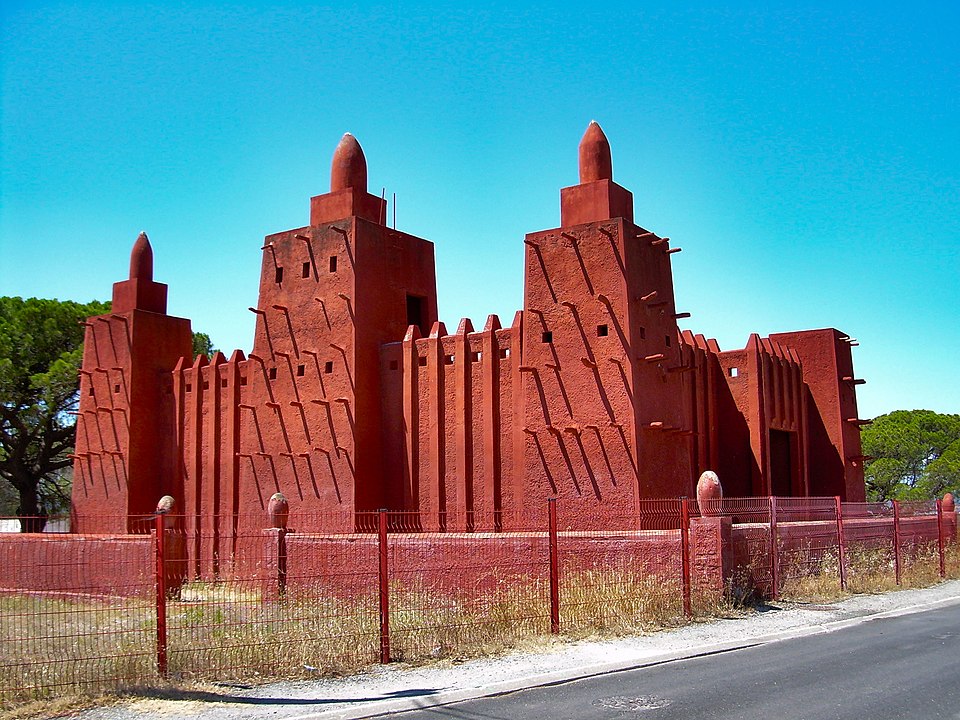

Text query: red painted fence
(0, 497), (955, 705)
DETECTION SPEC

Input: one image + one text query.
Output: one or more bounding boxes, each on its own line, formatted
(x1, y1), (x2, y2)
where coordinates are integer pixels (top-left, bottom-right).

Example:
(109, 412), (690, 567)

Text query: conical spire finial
(129, 231), (153, 281)
(330, 133), (368, 192)
(578, 121), (612, 183)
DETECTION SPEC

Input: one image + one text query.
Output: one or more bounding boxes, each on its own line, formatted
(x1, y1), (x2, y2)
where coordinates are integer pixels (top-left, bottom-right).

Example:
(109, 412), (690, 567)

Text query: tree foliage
(192, 331), (216, 359)
(0, 297), (110, 525)
(862, 410), (960, 501)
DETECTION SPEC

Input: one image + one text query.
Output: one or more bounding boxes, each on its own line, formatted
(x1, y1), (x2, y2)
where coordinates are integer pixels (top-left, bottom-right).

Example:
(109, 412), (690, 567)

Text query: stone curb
(284, 591), (960, 720)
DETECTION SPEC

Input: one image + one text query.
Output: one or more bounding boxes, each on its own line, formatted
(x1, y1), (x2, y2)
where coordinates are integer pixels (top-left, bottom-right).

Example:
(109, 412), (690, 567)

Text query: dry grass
(778, 540), (957, 600)
(0, 568), (726, 711)
(0, 594), (156, 708)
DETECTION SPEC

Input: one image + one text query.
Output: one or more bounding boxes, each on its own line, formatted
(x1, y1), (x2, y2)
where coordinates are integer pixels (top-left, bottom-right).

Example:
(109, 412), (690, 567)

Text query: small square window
(268, 367), (277, 380)
(541, 332), (552, 343)
(202, 381), (209, 390)
(275, 267), (284, 283)
(500, 348), (509, 359)
(324, 361), (333, 374)
(418, 356), (428, 367)
(597, 324), (608, 337)
(302, 262), (311, 278)
(221, 378), (228, 388)
(240, 375), (248, 386)
(113, 384), (120, 393)
(185, 383), (192, 392)
(296, 364), (305, 376)
(472, 352), (481, 362)
(329, 256), (338, 272)
(389, 360), (399, 370)
(444, 355), (454, 365)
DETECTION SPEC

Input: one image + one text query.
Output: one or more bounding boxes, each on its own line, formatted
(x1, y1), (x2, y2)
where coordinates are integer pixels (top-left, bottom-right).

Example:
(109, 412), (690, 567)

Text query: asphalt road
(382, 603), (960, 720)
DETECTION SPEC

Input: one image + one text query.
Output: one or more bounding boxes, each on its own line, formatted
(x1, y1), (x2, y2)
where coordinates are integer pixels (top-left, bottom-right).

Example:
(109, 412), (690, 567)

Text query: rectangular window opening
(275, 267), (284, 284)
(406, 294), (428, 337)
(329, 256), (338, 273)
(185, 384), (192, 393)
(202, 381), (209, 390)
(541, 331), (553, 343)
(220, 378), (228, 388)
(240, 376), (248, 386)
(113, 384), (120, 393)
(418, 356), (428, 367)
(444, 355), (454, 365)
(389, 360), (399, 370)
(88, 387), (94, 396)
(302, 262), (311, 278)
(499, 348), (509, 359)
(296, 364), (305, 376)
(729, 367), (739, 378)
(268, 367), (277, 380)
(472, 352), (481, 362)
(597, 324), (609, 337)
(639, 327), (646, 340)
(665, 335), (672, 347)
(324, 361), (334, 374)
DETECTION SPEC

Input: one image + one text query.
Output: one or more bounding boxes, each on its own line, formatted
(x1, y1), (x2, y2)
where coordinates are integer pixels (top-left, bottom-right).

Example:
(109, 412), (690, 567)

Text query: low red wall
(0, 533), (154, 599)
(264, 526), (722, 601)
(1, 512), (952, 601)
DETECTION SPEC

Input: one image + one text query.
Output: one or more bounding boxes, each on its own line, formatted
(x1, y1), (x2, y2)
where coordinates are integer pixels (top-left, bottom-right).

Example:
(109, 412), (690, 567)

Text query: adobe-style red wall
(770, 329), (866, 501)
(69, 123), (870, 563)
(379, 315), (520, 531)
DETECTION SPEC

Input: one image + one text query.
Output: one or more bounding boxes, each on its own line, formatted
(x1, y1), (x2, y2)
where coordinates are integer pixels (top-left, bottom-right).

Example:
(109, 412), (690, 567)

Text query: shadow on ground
(119, 686), (442, 706)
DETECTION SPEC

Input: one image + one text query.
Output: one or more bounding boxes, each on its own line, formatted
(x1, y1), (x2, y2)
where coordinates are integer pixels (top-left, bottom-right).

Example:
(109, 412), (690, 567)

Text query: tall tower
(72, 233), (193, 531)
(245, 134), (438, 513)
(520, 122), (692, 522)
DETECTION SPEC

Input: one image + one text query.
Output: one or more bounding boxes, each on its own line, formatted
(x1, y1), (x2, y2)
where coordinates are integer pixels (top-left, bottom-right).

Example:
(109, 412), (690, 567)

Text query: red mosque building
(70, 122), (867, 549)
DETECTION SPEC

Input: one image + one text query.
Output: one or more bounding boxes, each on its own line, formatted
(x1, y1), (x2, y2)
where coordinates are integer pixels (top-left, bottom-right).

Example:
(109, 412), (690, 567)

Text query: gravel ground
(71, 580), (960, 720)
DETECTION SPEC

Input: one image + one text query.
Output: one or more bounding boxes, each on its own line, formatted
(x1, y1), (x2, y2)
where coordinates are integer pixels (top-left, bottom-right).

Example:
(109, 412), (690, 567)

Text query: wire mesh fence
(0, 496), (955, 707)
(0, 515), (156, 701)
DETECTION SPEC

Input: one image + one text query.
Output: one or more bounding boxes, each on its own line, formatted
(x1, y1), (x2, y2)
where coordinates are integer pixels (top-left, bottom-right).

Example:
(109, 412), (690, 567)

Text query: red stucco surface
(67, 123), (867, 569)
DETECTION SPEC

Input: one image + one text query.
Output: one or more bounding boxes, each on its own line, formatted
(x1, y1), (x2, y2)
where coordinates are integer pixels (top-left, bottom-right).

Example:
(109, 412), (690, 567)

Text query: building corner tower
(72, 233), (193, 531)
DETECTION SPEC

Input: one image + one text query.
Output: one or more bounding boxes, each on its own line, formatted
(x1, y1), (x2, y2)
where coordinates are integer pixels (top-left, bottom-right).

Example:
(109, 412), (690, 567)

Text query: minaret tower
(520, 122), (693, 521)
(244, 134), (438, 514)
(72, 233), (192, 531)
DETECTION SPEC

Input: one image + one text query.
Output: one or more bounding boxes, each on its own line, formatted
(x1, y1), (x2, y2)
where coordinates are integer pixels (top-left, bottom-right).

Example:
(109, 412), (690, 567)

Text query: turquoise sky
(1, 2), (957, 419)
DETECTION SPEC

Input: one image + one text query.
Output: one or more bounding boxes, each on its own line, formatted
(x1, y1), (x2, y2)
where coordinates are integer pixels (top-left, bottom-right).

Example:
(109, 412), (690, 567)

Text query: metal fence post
(937, 499), (946, 579)
(154, 513), (168, 677)
(769, 496), (780, 600)
(377, 509), (391, 663)
(893, 500), (902, 586)
(680, 497), (692, 617)
(548, 498), (560, 634)
(835, 496), (847, 591)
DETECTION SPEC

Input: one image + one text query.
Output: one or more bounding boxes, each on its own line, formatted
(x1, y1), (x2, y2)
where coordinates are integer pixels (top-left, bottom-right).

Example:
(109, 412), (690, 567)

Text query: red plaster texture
(68, 123), (867, 566)
(269, 529), (696, 600)
(0, 534), (154, 598)
(690, 516), (732, 592)
(72, 234), (192, 532)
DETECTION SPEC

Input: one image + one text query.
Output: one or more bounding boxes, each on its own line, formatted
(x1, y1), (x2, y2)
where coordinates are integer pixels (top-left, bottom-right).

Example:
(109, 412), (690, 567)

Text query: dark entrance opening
(406, 294), (428, 337)
(770, 429), (795, 496)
